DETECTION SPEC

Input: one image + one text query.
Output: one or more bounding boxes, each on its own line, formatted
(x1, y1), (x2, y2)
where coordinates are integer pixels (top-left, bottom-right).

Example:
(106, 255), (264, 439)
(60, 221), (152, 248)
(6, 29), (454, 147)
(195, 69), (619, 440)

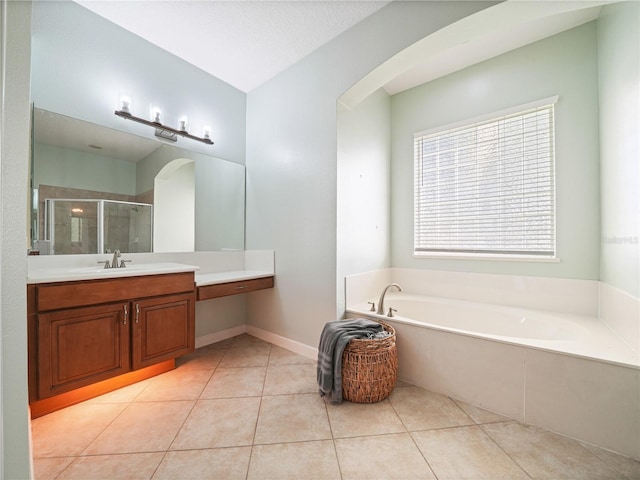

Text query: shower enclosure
(43, 199), (153, 255)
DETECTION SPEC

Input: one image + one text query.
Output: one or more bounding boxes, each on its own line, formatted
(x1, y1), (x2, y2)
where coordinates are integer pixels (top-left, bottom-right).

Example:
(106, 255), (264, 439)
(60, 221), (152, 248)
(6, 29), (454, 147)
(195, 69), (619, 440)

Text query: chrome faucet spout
(111, 249), (121, 268)
(376, 283), (402, 315)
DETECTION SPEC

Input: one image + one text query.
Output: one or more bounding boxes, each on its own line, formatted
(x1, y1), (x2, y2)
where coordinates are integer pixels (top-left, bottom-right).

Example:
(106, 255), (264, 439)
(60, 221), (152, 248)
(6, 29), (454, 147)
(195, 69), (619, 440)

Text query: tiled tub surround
(345, 268), (640, 460)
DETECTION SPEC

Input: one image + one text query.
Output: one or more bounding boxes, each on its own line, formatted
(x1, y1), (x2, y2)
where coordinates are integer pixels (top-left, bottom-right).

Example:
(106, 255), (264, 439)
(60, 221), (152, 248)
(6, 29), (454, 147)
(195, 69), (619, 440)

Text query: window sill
(413, 252), (561, 263)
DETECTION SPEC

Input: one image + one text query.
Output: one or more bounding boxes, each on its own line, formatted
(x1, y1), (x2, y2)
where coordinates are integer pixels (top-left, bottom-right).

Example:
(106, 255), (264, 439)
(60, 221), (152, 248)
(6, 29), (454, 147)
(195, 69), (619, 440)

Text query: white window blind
(414, 100), (556, 257)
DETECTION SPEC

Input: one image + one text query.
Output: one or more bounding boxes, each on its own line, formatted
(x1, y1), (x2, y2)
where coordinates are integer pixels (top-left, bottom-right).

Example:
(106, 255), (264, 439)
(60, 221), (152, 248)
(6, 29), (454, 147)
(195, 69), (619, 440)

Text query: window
(414, 97), (557, 258)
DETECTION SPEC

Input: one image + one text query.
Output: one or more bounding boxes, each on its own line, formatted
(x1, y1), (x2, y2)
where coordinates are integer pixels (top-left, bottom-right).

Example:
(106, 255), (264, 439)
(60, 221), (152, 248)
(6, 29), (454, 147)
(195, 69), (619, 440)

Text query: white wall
(154, 160), (195, 252)
(337, 88), (391, 314)
(1, 1), (33, 477)
(245, 1), (496, 348)
(597, 1), (640, 299)
(390, 23), (601, 280)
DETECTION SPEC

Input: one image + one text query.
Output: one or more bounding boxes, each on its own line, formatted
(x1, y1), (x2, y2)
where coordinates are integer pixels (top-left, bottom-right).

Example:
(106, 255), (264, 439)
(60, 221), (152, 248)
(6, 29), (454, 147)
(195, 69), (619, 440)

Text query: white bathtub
(345, 270), (640, 459)
(348, 292), (639, 368)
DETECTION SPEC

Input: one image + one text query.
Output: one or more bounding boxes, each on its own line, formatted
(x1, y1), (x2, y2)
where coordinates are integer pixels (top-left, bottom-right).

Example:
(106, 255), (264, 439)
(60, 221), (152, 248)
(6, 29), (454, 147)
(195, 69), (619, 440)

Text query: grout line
(245, 343), (271, 480)
(478, 423), (534, 480)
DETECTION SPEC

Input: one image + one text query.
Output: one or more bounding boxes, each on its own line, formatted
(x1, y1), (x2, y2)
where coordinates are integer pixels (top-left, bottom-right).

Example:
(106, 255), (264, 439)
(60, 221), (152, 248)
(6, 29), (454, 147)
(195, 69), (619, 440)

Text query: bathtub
(348, 292), (639, 368)
(346, 291), (640, 459)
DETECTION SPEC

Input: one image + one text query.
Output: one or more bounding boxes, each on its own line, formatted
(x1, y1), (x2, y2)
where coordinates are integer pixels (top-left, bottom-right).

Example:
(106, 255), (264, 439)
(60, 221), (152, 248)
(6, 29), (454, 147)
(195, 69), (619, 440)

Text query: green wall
(390, 23), (601, 280)
(34, 143), (137, 195)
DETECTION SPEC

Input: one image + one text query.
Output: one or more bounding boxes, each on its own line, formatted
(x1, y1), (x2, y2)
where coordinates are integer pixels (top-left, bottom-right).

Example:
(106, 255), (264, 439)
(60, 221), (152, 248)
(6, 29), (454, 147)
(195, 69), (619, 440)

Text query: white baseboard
(246, 325), (318, 361)
(195, 325), (247, 348)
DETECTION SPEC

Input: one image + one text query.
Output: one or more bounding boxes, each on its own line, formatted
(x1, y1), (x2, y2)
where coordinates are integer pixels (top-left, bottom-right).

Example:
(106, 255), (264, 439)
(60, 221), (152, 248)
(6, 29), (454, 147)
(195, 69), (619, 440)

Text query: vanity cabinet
(131, 292), (193, 370)
(28, 272), (195, 412)
(38, 302), (130, 398)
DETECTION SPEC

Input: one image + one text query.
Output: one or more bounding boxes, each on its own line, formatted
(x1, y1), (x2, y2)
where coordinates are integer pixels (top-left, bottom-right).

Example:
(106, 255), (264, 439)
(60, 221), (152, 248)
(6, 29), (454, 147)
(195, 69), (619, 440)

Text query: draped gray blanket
(317, 318), (383, 404)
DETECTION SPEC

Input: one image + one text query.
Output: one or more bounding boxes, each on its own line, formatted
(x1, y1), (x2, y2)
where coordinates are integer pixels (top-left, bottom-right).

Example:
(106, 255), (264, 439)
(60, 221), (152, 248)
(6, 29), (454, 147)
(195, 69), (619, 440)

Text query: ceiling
(74, 0), (390, 93)
(74, 1), (610, 96)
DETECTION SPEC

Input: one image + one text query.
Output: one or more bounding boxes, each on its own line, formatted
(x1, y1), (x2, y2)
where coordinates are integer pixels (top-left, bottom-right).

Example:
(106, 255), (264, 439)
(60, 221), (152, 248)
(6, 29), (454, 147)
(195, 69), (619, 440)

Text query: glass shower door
(46, 199), (99, 255)
(103, 201), (153, 254)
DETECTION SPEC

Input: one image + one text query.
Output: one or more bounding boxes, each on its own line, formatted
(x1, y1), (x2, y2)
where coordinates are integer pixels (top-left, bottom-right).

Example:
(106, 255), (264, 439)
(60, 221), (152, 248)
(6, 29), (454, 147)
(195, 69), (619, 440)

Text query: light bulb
(151, 106), (162, 123)
(119, 96), (131, 114)
(203, 126), (211, 139)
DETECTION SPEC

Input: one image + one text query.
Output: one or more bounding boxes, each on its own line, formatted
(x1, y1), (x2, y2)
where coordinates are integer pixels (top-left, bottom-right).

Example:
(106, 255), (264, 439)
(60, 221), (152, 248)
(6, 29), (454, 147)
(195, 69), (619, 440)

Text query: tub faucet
(377, 283), (402, 315)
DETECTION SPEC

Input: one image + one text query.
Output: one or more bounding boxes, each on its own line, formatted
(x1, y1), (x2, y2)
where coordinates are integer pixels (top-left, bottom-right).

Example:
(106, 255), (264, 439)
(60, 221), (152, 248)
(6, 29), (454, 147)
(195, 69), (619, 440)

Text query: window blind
(414, 101), (556, 257)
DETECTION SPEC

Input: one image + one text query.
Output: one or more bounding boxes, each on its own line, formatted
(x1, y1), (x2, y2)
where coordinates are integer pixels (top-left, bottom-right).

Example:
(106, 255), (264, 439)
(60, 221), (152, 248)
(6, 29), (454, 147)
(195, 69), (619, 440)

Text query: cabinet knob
(135, 303), (140, 323)
(123, 304), (128, 325)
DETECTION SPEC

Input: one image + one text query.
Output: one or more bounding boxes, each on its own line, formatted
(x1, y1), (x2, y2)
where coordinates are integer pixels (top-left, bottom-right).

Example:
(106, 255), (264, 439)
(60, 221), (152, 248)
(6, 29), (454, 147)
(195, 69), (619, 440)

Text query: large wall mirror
(30, 107), (245, 255)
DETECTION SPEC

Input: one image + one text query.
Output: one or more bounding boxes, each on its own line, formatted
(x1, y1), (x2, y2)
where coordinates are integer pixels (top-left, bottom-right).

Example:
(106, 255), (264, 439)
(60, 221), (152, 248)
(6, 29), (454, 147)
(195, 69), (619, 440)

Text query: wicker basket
(341, 321), (398, 403)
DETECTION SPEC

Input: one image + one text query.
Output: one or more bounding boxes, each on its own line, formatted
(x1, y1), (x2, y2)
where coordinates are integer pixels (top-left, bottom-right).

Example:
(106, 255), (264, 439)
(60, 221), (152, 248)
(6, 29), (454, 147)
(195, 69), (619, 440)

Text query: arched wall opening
(153, 158), (195, 252)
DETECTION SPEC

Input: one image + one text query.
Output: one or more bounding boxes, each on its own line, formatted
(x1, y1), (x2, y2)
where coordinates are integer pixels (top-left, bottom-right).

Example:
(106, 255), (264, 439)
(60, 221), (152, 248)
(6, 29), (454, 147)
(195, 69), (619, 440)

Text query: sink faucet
(377, 283), (402, 315)
(110, 249), (121, 268)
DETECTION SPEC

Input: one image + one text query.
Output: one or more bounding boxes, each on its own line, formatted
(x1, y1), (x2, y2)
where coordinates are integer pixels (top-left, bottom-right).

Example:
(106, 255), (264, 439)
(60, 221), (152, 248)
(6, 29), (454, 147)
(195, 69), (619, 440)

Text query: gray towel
(317, 318), (383, 404)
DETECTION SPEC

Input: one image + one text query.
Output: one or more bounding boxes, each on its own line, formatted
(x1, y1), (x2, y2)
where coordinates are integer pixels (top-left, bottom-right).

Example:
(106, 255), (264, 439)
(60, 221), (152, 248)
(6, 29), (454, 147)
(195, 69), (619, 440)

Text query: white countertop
(195, 270), (274, 286)
(27, 262), (200, 284)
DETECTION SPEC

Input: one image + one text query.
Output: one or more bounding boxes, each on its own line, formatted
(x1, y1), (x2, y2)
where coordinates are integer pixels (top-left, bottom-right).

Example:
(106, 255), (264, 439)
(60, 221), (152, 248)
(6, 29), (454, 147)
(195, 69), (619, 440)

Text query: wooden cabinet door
(38, 303), (130, 399)
(131, 292), (195, 370)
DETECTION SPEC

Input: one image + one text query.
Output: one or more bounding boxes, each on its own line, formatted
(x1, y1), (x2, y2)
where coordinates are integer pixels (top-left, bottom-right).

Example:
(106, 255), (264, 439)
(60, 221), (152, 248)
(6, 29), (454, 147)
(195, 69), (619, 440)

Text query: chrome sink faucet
(98, 249), (131, 269)
(377, 283), (402, 315)
(111, 249), (121, 268)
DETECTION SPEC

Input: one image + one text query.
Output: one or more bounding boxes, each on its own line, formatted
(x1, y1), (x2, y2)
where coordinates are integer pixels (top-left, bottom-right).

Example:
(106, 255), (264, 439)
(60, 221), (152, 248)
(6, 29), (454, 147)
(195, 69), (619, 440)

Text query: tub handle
(387, 307), (397, 318)
(368, 301), (376, 312)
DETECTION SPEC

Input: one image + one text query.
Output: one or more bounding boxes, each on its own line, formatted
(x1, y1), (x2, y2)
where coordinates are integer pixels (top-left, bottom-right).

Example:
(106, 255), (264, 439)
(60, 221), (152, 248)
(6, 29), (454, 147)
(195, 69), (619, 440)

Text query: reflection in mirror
(42, 198), (152, 255)
(30, 108), (245, 254)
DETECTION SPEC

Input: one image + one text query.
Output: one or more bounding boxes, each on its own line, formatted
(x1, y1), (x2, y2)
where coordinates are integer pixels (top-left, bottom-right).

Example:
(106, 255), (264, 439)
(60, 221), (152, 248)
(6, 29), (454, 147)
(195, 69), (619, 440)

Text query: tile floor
(32, 334), (640, 480)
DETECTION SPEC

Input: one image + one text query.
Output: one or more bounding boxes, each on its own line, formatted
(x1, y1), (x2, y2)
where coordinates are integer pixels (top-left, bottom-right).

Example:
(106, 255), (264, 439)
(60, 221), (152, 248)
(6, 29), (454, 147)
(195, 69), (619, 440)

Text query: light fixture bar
(114, 110), (214, 145)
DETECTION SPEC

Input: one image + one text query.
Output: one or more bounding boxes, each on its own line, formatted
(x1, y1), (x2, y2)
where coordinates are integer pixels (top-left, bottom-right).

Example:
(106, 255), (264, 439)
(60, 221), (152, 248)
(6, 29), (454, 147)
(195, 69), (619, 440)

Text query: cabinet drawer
(36, 272), (195, 311)
(197, 276), (274, 301)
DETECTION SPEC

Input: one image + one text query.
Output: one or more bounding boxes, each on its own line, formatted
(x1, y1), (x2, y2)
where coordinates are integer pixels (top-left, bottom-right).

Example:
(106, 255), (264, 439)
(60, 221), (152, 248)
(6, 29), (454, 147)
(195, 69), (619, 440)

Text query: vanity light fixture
(114, 100), (214, 145)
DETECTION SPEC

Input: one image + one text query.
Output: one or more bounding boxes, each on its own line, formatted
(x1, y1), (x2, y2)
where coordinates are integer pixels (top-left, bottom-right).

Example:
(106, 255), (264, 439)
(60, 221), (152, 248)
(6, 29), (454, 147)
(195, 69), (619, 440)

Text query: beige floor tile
(31, 403), (127, 458)
(200, 366), (266, 398)
(335, 433), (436, 480)
(388, 386), (473, 431)
(226, 334), (271, 349)
(152, 447), (252, 480)
(483, 421), (624, 479)
(268, 345), (315, 365)
(85, 378), (155, 404)
(33, 457), (74, 480)
(263, 363), (318, 395)
(170, 397), (261, 449)
(452, 398), (511, 424)
(248, 440), (341, 480)
(175, 345), (225, 370)
(57, 452), (164, 480)
(412, 426), (529, 479)
(134, 368), (213, 402)
(254, 393), (332, 444)
(218, 346), (271, 368)
(581, 442), (640, 480)
(326, 399), (405, 438)
(83, 401), (194, 455)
